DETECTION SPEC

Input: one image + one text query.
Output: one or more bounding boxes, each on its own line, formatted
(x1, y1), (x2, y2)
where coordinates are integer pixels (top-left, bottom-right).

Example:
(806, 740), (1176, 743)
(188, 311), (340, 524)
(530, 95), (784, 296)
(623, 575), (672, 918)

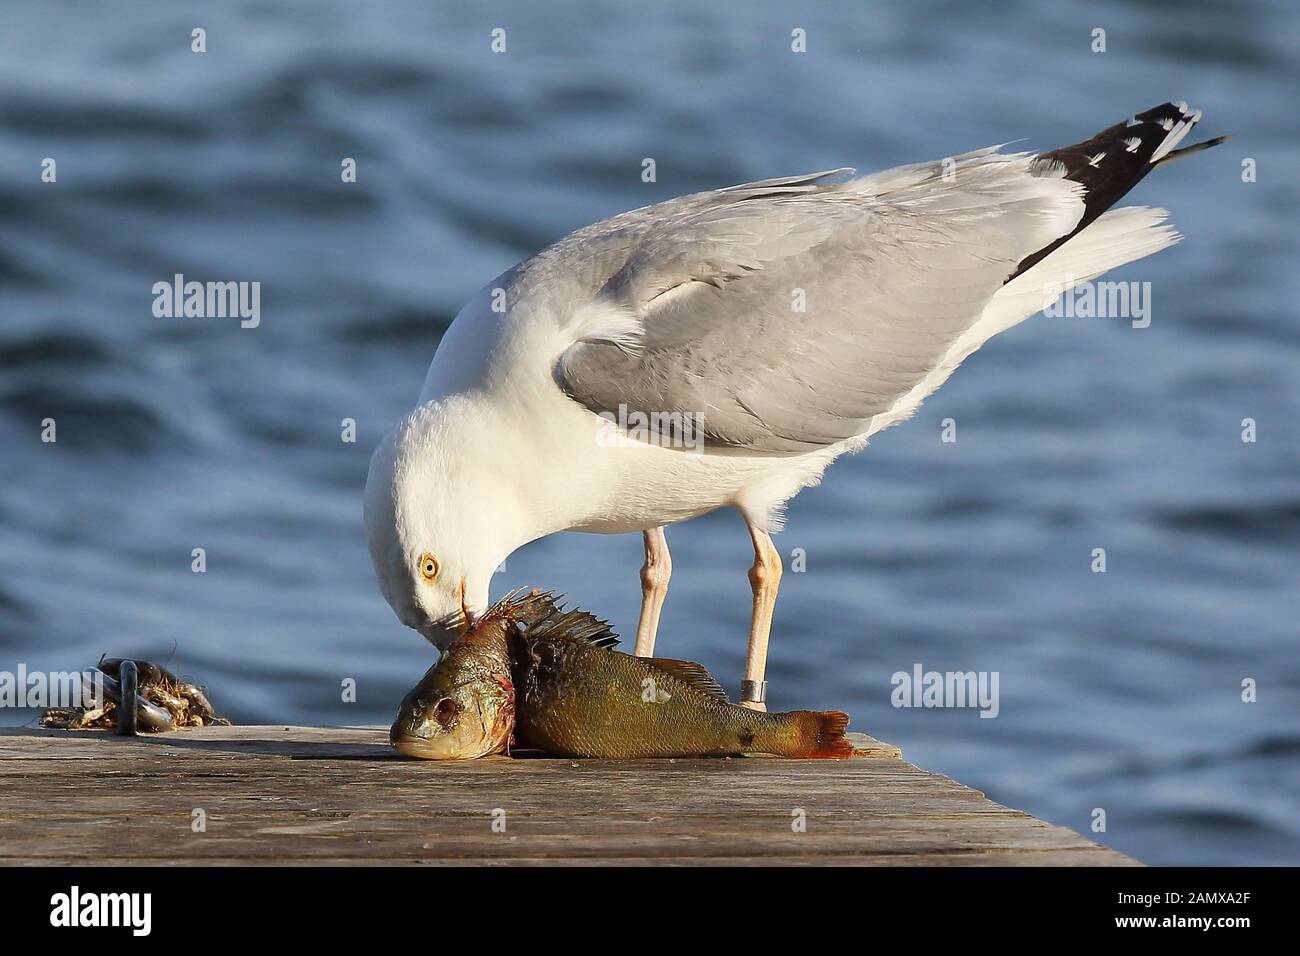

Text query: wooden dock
(0, 725), (1137, 866)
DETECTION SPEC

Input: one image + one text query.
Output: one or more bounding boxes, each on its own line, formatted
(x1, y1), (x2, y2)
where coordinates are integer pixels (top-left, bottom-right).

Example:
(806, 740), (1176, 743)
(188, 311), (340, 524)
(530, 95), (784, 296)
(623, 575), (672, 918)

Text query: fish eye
(433, 698), (459, 727)
(418, 553), (440, 583)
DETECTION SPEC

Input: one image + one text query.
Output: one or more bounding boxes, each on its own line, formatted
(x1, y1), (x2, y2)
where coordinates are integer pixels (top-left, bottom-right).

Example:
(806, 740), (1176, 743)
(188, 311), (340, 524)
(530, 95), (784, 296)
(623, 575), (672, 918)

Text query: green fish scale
(513, 635), (800, 758)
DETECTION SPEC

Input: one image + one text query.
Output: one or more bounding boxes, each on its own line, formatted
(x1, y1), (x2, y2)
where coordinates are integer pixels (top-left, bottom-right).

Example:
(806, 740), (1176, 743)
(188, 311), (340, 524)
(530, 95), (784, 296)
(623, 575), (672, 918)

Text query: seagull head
(363, 403), (515, 652)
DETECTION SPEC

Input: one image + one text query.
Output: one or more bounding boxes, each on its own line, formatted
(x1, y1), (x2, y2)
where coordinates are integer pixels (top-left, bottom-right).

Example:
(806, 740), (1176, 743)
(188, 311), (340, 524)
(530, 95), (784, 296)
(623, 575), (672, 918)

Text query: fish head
(390, 648), (514, 760)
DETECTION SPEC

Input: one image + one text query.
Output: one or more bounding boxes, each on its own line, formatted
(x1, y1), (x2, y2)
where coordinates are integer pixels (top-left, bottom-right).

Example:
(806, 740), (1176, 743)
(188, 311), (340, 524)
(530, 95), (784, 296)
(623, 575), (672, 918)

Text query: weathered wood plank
(2, 851), (1127, 867)
(0, 725), (1138, 866)
(0, 726), (900, 760)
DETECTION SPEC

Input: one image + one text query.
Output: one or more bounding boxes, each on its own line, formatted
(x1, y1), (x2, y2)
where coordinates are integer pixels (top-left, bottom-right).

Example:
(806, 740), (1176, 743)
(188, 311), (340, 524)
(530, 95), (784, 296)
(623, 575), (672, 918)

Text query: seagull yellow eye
(418, 553), (440, 582)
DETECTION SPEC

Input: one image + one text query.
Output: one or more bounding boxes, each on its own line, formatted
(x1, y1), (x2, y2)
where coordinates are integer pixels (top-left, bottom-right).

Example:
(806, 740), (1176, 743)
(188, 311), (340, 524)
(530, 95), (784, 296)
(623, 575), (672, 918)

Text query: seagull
(365, 102), (1224, 710)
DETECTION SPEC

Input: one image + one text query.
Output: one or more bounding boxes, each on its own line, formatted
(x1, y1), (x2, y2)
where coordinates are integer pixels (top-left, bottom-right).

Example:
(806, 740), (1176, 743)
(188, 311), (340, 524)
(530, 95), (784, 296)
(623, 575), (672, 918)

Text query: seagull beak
(419, 579), (476, 647)
(457, 577), (474, 635)
(418, 596), (471, 651)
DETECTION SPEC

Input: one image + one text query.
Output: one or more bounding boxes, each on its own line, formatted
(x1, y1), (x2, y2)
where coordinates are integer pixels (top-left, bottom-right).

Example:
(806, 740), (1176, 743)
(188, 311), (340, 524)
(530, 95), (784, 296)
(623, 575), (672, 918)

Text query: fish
(390, 590), (855, 760)
(505, 592), (855, 759)
(389, 605), (519, 760)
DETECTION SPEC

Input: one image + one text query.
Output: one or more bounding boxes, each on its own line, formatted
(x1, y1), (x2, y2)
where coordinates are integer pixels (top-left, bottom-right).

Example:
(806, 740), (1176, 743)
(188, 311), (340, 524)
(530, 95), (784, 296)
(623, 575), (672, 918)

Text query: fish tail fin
(787, 710), (854, 759)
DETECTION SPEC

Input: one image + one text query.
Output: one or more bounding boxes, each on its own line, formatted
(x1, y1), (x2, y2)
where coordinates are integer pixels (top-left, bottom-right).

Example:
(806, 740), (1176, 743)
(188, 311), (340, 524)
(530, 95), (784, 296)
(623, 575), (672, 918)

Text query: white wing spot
(1087, 152), (1106, 167)
(1160, 117), (1175, 131)
(1124, 137), (1141, 153)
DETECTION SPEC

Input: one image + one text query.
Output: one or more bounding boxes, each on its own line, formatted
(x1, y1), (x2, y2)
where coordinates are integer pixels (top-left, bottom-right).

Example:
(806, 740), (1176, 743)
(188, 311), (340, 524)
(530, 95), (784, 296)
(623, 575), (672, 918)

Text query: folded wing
(555, 149), (1084, 452)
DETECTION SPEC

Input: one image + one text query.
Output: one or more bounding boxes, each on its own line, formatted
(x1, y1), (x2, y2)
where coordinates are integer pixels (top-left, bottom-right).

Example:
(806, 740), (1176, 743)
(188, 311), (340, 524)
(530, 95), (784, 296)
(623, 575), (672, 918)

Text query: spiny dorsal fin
(644, 658), (729, 701)
(498, 589), (620, 649)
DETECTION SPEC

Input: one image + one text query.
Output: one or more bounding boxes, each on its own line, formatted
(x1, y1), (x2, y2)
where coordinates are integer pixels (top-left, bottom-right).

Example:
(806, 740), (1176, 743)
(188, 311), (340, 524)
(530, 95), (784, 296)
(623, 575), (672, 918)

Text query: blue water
(1, 1), (1296, 866)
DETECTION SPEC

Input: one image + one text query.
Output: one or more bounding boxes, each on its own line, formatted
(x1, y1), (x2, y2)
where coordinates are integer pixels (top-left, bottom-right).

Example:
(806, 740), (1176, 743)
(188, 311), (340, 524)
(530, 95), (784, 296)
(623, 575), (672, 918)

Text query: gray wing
(552, 149), (1084, 453)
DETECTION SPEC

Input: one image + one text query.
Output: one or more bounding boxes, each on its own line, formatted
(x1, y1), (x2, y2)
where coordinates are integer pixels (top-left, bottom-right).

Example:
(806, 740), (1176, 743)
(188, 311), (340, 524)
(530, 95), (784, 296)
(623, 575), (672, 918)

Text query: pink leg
(634, 527), (672, 657)
(740, 522), (782, 711)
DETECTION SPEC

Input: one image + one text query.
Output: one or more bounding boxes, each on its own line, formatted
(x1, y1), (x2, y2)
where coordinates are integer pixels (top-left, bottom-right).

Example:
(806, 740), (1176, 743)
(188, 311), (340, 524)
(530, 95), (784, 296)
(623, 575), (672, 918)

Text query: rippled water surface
(1, 1), (1296, 865)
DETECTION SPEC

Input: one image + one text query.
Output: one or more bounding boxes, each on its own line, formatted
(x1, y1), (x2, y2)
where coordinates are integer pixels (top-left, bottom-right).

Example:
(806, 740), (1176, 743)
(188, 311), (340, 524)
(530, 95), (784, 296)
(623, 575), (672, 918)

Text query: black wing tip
(1153, 133), (1232, 168)
(1011, 102), (1217, 281)
(1034, 101), (1214, 182)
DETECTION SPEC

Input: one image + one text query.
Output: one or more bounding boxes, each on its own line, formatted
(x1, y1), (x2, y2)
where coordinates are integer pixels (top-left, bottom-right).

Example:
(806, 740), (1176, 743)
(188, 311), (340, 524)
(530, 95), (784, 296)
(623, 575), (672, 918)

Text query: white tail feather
(991, 206), (1180, 327)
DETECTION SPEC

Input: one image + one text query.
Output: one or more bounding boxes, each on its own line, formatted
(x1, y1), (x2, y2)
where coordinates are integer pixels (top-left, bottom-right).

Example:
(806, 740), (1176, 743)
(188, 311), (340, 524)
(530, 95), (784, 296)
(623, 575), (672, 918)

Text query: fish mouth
(391, 733), (466, 760)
